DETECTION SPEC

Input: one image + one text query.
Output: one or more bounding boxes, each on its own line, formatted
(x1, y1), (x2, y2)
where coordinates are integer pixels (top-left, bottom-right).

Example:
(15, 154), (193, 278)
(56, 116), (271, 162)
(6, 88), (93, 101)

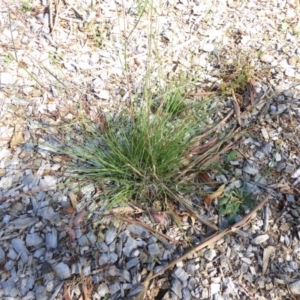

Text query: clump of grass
(218, 56), (255, 96)
(47, 84), (213, 211)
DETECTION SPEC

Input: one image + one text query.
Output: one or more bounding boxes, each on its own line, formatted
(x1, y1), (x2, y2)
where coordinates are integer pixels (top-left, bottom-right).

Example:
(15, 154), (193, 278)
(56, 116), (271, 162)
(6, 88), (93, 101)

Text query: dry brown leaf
(204, 184), (225, 206)
(73, 209), (87, 226)
(0, 169), (5, 177)
(198, 172), (216, 188)
(262, 246), (275, 275)
(188, 137), (217, 158)
(63, 206), (76, 215)
(68, 191), (77, 208)
(63, 284), (72, 300)
(81, 275), (93, 300)
(65, 226), (76, 242)
(52, 155), (70, 162)
(204, 195), (213, 207)
(150, 211), (169, 225)
(10, 131), (24, 149)
(109, 205), (144, 215)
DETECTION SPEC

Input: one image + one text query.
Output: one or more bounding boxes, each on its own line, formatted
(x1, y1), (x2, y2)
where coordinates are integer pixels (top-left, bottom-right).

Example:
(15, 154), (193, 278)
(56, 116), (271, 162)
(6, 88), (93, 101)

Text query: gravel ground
(1, 0), (300, 299)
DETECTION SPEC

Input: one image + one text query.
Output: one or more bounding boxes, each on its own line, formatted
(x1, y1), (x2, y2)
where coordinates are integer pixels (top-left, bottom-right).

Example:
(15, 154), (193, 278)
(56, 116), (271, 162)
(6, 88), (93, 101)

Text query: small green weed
(218, 186), (256, 223)
(219, 58), (254, 96)
(3, 54), (13, 64)
(223, 149), (237, 170)
(21, 1), (32, 11)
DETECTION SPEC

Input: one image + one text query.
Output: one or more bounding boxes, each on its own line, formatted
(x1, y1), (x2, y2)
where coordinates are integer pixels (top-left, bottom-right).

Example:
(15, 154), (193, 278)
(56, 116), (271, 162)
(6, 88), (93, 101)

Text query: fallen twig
(231, 89), (242, 126)
(176, 126), (240, 181)
(201, 141), (234, 167)
(106, 212), (181, 245)
(0, 185), (57, 203)
(142, 193), (271, 284)
(189, 91), (217, 96)
(49, 0), (53, 32)
(189, 110), (234, 146)
(51, 0), (61, 34)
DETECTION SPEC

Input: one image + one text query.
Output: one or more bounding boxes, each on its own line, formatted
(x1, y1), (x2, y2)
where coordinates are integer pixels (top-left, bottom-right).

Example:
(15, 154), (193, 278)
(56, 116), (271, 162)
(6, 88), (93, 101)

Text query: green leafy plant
(21, 1), (32, 11)
(222, 149), (237, 170)
(3, 54), (13, 64)
(218, 186), (256, 223)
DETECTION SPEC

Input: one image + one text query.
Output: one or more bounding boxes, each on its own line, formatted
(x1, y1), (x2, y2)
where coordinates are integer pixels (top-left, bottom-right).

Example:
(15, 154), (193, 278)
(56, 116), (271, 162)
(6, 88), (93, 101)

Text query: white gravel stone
(98, 283), (110, 297)
(243, 164), (259, 175)
(211, 283), (220, 294)
(97, 90), (110, 100)
(0, 73), (15, 85)
(0, 176), (13, 189)
(204, 249), (217, 261)
(11, 238), (29, 263)
(171, 278), (182, 299)
(0, 149), (11, 160)
(252, 235), (269, 245)
(26, 233), (43, 247)
(260, 54), (274, 63)
(201, 43), (215, 52)
(290, 280), (300, 295)
(0, 247), (5, 263)
(292, 168), (300, 178)
(46, 228), (57, 249)
(55, 262), (71, 280)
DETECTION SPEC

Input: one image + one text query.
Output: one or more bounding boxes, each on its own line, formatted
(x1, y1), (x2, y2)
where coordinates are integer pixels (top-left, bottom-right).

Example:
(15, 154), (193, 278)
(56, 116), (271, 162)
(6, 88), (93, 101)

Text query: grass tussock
(48, 84), (213, 211)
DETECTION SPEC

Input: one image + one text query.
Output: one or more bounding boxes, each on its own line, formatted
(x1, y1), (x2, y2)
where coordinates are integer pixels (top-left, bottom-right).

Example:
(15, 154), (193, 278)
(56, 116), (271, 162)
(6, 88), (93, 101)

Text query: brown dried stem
(110, 213), (181, 245)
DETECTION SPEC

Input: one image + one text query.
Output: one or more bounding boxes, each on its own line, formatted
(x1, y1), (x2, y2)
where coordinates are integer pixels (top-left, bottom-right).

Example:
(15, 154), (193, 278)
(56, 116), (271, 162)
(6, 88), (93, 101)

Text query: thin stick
(0, 185), (57, 203)
(189, 110), (233, 145)
(49, 0), (54, 32)
(189, 91), (217, 96)
(201, 142), (234, 167)
(51, 0), (61, 34)
(112, 213), (181, 245)
(142, 194), (271, 284)
(176, 127), (238, 181)
(156, 178), (219, 231)
(187, 209), (219, 231)
(231, 89), (242, 127)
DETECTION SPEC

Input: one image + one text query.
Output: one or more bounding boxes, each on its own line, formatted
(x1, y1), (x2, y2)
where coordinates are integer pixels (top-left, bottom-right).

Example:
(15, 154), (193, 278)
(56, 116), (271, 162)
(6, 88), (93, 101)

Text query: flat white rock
(0, 72), (15, 85)
(0, 149), (11, 160)
(0, 176), (13, 189)
(201, 43), (215, 52)
(204, 249), (217, 261)
(260, 54), (274, 63)
(252, 235), (269, 245)
(55, 262), (71, 279)
(290, 280), (300, 295)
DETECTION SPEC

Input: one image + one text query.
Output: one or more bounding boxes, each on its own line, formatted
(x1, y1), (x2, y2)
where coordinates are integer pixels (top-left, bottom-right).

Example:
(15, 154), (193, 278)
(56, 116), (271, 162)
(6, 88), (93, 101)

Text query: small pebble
(252, 235), (269, 245)
(204, 249), (217, 261)
(290, 280), (300, 295)
(201, 43), (215, 52)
